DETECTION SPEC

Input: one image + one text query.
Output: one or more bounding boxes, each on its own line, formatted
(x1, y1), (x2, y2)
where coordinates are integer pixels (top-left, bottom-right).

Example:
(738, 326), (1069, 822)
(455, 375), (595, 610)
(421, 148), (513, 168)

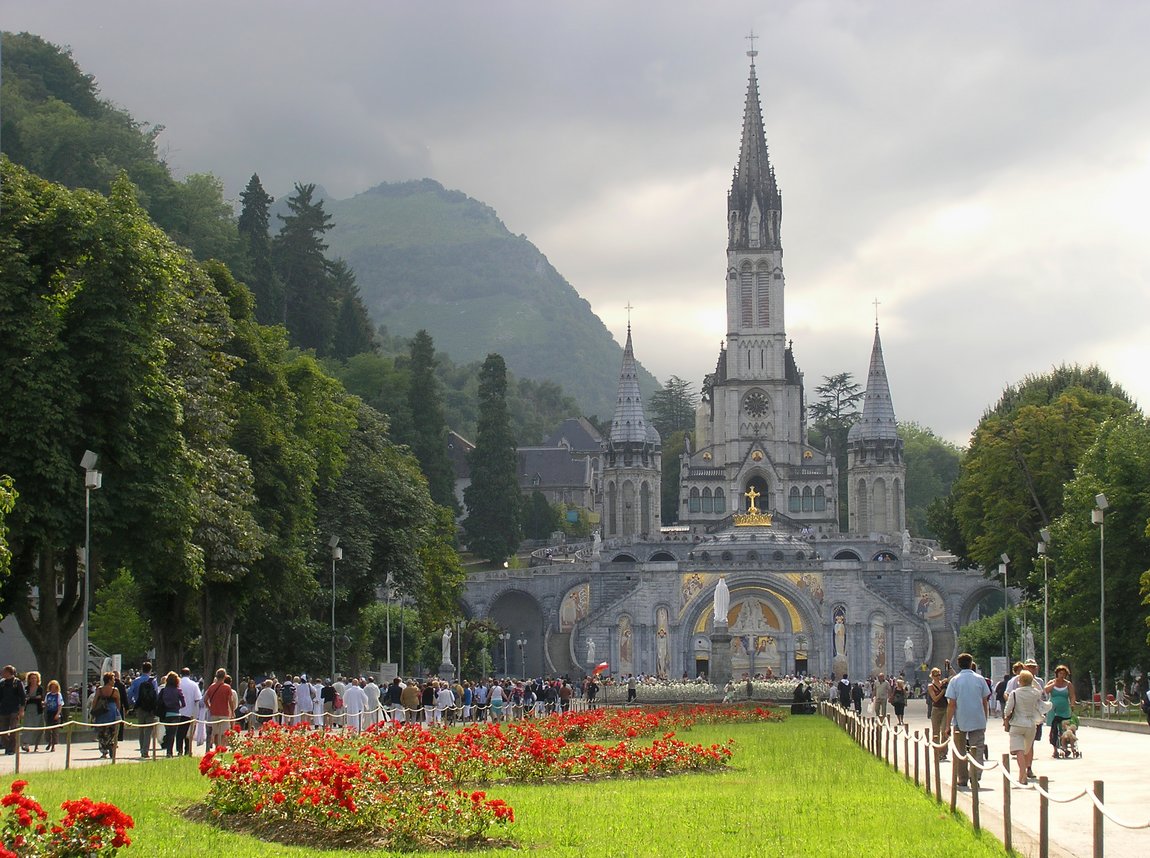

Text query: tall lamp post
(999, 553), (1010, 661)
(516, 637), (526, 678)
(499, 632), (510, 676)
(1092, 493), (1108, 709)
(80, 451), (102, 687)
(1038, 529), (1052, 682)
(329, 535), (342, 680)
(384, 574), (395, 666)
(457, 619), (465, 677)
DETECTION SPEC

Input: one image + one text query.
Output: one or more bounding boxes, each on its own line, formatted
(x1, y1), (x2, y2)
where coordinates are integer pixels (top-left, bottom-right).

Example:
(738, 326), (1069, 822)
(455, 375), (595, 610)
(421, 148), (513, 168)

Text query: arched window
(702, 487), (713, 514)
(756, 268), (769, 327)
(740, 264), (754, 327)
(746, 550), (759, 561)
(699, 551), (711, 561)
(814, 486), (826, 512)
(689, 487), (701, 513)
(772, 550), (785, 561)
(802, 486), (814, 512)
(788, 486), (801, 513)
(721, 551), (733, 561)
(714, 488), (726, 514)
(607, 481), (617, 536)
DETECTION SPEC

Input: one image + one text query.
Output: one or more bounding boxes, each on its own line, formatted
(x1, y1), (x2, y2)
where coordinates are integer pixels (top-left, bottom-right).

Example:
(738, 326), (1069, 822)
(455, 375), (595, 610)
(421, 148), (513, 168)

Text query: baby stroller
(1058, 720), (1082, 758)
(1051, 715), (1081, 759)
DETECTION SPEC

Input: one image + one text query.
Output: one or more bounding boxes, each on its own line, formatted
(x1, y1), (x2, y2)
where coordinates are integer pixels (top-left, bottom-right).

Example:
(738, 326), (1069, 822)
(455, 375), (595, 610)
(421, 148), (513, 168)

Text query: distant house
(519, 417), (603, 510)
(446, 430), (474, 514)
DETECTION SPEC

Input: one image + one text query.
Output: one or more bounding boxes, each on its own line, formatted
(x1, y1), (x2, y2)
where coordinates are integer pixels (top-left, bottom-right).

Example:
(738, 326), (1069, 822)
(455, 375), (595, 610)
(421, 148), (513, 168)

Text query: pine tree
(406, 330), (457, 509)
(237, 173), (282, 325)
(463, 354), (522, 563)
(328, 259), (377, 360)
(274, 183), (336, 353)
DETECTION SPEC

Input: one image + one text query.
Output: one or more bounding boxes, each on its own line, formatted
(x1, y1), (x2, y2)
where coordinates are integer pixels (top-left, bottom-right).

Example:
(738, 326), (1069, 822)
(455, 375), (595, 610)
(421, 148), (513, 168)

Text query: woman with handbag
(157, 672), (186, 757)
(90, 672), (121, 759)
(1003, 670), (1043, 784)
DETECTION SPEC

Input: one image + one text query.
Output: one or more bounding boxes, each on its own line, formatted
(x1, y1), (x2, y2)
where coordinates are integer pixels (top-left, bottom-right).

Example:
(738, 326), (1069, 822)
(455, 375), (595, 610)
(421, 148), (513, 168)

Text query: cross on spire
(746, 30), (758, 60)
(625, 301), (634, 329)
(872, 297), (881, 327)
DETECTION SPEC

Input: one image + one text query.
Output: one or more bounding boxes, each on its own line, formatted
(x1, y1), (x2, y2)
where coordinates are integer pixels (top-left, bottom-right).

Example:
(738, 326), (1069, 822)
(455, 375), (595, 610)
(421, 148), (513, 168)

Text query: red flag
(593, 662), (609, 675)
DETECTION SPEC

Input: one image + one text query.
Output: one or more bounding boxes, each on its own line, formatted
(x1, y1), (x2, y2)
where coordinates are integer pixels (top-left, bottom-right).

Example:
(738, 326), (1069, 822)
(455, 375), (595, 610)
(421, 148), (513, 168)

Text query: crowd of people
(830, 654), (1087, 789)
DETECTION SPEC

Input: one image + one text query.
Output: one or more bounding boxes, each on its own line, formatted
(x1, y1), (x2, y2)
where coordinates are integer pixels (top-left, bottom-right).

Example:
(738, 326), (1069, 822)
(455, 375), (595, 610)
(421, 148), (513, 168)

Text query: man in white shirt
(363, 677), (381, 728)
(294, 675), (313, 728)
(177, 668), (202, 756)
(342, 678), (368, 731)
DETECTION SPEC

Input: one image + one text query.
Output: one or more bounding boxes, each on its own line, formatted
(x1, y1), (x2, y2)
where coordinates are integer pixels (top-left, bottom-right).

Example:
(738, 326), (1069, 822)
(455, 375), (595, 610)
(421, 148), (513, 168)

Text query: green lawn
(10, 718), (1006, 857)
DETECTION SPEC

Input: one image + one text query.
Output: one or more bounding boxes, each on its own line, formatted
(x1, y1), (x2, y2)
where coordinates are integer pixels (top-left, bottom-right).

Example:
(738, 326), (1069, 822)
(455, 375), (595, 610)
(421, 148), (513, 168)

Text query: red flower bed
(199, 704), (777, 849)
(0, 780), (133, 857)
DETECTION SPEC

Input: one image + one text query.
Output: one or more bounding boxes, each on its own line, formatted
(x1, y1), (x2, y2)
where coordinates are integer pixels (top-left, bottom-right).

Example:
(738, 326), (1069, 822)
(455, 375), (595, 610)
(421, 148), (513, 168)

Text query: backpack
(136, 678), (159, 713)
(281, 682), (295, 705)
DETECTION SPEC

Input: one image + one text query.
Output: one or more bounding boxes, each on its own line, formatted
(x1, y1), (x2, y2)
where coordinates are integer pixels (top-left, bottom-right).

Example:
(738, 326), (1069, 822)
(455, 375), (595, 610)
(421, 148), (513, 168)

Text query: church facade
(461, 53), (995, 683)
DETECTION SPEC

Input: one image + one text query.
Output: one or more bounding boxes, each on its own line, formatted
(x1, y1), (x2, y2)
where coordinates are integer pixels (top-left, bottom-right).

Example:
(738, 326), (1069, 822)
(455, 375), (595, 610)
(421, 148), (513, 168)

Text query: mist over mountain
(320, 179), (661, 421)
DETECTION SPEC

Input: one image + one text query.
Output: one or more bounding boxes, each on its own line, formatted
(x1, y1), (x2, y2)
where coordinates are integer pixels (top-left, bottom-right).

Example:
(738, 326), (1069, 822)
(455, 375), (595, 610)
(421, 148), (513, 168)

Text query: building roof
(517, 447), (592, 491)
(848, 324), (900, 442)
(544, 417), (603, 453)
(446, 430), (474, 480)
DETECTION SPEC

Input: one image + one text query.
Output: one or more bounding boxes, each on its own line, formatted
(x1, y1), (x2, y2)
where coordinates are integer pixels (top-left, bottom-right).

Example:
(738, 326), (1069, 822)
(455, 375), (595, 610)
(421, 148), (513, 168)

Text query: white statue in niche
(903, 636), (914, 665)
(586, 637), (595, 666)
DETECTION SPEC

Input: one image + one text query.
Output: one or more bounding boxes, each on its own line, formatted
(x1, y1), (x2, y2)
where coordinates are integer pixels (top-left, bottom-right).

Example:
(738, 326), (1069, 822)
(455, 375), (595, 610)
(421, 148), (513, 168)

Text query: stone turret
(600, 325), (660, 539)
(847, 324), (906, 537)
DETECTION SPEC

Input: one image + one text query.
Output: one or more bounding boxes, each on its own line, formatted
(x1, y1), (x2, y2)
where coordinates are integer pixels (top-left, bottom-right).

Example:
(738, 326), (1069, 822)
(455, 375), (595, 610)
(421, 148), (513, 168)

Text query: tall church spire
(728, 50), (782, 251)
(849, 323), (899, 441)
(610, 324), (655, 445)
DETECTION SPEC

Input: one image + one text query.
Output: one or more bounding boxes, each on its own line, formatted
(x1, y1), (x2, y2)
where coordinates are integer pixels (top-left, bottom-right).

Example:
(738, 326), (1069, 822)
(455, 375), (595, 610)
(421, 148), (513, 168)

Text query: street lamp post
(385, 574), (394, 666)
(499, 632), (510, 676)
(517, 637), (526, 678)
(457, 619), (464, 678)
(999, 553), (1010, 661)
(329, 535), (342, 681)
(1038, 529), (1052, 682)
(1093, 493), (1108, 710)
(80, 451), (102, 688)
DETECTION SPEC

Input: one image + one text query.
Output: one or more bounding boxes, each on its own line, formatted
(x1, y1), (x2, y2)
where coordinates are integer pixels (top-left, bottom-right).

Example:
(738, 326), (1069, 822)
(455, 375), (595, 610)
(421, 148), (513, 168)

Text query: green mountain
(322, 179), (659, 420)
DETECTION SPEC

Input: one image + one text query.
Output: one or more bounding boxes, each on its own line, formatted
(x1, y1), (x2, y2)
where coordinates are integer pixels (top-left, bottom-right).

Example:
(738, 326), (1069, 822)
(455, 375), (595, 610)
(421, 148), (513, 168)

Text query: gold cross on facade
(744, 485), (761, 514)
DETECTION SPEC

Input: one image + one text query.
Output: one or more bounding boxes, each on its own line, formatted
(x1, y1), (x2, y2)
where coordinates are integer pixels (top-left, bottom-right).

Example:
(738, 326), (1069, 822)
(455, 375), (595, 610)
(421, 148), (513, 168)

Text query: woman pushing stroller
(1044, 665), (1077, 758)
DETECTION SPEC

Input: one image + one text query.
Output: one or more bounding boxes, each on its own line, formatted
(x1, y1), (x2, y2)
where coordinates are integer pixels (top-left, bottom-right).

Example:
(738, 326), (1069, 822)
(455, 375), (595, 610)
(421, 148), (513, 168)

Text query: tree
(808, 372), (863, 530)
(405, 330), (457, 509)
(660, 430), (691, 525)
(901, 422), (963, 537)
(274, 183), (336, 353)
(237, 173), (282, 325)
(88, 569), (151, 662)
(947, 370), (1133, 572)
(1050, 414), (1150, 691)
(0, 476), (15, 585)
(328, 259), (376, 360)
(648, 376), (697, 438)
(463, 354), (522, 564)
(523, 490), (560, 540)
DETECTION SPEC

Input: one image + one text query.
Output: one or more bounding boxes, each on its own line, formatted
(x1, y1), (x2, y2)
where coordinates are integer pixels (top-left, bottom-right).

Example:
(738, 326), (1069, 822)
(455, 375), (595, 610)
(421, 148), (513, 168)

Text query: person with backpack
(127, 661), (160, 759)
(280, 677), (296, 725)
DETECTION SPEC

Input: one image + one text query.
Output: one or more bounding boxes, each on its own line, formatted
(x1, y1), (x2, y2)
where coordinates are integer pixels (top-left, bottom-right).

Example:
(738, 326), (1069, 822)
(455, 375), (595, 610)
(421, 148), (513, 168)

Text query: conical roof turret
(848, 324), (899, 442)
(610, 325), (657, 446)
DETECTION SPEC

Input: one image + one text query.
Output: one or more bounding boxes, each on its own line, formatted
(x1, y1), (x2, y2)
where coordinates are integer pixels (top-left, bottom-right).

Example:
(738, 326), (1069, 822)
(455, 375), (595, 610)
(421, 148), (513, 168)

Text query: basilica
(461, 53), (995, 684)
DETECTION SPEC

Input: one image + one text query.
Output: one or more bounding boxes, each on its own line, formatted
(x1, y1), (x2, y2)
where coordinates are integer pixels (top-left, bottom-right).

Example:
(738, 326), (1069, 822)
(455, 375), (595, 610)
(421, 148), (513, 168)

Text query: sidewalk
(888, 701), (1150, 858)
(1, 724), (205, 775)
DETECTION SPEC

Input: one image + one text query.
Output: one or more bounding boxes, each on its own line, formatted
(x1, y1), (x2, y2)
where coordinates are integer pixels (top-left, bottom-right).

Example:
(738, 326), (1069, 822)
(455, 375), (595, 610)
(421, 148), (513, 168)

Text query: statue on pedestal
(441, 626), (453, 664)
(586, 637), (595, 666)
(903, 636), (914, 665)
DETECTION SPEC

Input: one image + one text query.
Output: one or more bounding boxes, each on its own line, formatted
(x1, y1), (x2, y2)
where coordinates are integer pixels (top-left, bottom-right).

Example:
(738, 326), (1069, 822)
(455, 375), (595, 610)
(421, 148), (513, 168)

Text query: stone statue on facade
(442, 626), (453, 664)
(902, 529), (912, 556)
(713, 577), (730, 624)
(903, 636), (914, 665)
(586, 637), (595, 666)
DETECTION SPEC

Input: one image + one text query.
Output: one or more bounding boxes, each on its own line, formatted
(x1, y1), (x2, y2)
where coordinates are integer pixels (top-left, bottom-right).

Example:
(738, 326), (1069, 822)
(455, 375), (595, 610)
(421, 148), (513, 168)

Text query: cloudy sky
(4, 1), (1149, 444)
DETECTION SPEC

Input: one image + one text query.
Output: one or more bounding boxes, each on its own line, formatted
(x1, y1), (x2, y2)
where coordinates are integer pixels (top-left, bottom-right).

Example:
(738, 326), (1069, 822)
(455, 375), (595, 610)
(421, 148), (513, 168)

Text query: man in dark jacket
(0, 665), (27, 755)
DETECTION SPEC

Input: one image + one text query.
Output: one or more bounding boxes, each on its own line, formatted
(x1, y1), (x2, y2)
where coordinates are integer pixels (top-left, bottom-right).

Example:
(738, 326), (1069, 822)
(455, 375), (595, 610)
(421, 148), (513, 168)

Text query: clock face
(744, 391), (769, 418)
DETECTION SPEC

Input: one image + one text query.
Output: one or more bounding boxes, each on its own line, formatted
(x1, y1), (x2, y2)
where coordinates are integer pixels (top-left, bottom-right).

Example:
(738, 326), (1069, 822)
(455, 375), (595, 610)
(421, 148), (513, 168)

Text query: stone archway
(488, 590), (545, 677)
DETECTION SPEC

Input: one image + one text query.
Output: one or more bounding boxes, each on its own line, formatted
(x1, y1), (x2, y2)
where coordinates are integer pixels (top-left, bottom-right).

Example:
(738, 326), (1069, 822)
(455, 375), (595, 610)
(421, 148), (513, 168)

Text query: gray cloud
(4, 0), (1148, 443)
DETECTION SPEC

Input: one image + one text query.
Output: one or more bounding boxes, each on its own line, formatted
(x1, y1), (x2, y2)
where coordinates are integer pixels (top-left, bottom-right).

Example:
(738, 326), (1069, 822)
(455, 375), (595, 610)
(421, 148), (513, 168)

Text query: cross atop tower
(625, 301), (634, 328)
(746, 30), (758, 61)
(872, 297), (881, 327)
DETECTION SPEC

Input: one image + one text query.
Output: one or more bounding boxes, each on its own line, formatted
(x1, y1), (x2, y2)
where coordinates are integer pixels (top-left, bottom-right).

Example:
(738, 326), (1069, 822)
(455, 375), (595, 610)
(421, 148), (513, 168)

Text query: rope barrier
(821, 701), (1150, 836)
